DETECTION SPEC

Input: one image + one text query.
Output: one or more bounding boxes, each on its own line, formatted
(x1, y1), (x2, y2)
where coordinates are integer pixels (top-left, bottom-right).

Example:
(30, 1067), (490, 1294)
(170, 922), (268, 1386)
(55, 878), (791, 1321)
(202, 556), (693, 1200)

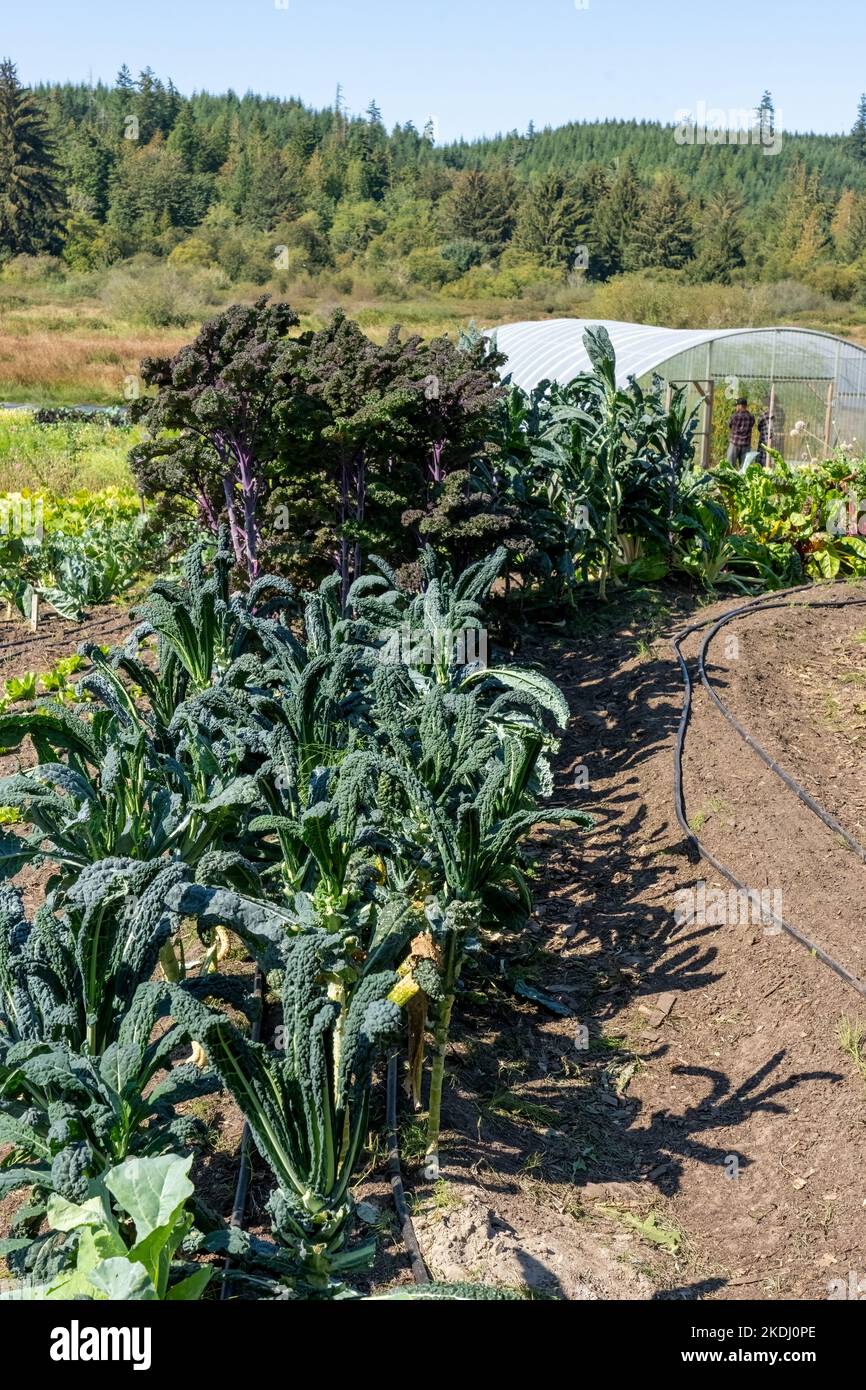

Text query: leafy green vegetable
(25, 1154), (212, 1301)
(3, 672), (37, 703)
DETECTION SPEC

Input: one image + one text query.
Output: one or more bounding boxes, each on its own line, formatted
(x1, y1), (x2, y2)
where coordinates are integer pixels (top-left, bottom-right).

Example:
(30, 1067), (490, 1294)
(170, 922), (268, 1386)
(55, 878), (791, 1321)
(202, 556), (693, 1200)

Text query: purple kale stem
(222, 475), (244, 566)
(196, 490), (219, 530)
(213, 430), (244, 563)
(339, 451), (351, 611)
(429, 438), (445, 487)
(235, 444), (259, 578)
(352, 449), (366, 595)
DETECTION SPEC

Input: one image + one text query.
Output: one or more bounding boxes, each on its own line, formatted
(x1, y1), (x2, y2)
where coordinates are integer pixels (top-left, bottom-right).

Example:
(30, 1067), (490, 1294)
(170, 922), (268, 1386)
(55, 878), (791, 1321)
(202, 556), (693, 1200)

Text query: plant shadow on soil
(375, 584), (846, 1299)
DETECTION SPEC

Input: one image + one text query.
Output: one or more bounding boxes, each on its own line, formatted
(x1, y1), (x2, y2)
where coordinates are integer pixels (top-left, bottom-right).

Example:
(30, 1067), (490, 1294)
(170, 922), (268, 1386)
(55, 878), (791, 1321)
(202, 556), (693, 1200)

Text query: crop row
(0, 534), (587, 1300)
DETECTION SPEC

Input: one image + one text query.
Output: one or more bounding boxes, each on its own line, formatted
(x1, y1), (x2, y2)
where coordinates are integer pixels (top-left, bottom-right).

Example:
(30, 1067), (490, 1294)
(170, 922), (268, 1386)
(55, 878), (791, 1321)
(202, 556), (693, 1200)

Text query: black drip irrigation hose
(672, 579), (866, 1001)
(386, 1053), (430, 1285)
(221, 965), (265, 1301)
(698, 594), (866, 865)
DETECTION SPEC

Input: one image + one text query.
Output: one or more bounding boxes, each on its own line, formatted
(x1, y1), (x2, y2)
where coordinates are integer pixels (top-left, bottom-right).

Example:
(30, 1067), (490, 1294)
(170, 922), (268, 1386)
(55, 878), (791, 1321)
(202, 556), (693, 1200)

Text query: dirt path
(383, 585), (866, 1300)
(656, 586), (866, 1298)
(3, 586), (866, 1300)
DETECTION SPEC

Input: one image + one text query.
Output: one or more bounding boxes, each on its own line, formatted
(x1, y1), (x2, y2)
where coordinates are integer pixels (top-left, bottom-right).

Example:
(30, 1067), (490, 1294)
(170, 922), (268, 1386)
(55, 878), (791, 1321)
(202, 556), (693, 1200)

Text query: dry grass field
(4, 267), (866, 406)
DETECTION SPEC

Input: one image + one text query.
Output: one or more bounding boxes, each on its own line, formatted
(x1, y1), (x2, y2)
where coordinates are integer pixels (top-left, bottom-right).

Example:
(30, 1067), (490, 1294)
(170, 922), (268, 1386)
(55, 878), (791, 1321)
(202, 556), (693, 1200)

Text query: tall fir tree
(755, 91), (775, 139)
(64, 122), (113, 219)
(166, 102), (207, 173)
(765, 160), (827, 278)
(630, 174), (694, 271)
(591, 157), (644, 278)
(831, 187), (866, 261)
(0, 57), (62, 255)
(789, 206), (830, 278)
(134, 67), (166, 144)
(512, 172), (588, 269)
(690, 189), (745, 284)
(443, 168), (514, 247)
(850, 95), (866, 163)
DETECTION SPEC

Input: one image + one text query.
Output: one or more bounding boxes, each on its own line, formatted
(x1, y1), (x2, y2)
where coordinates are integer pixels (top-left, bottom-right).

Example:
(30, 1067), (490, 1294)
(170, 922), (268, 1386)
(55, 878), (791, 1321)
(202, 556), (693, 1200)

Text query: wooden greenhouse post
(701, 379), (715, 470)
(823, 382), (835, 453)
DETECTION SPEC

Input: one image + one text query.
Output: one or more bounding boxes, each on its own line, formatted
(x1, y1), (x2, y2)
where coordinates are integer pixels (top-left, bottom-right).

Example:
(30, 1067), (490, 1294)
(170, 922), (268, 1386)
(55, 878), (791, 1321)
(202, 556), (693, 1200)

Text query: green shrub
(99, 259), (226, 327)
(405, 246), (453, 289)
(0, 253), (65, 283)
(168, 236), (215, 269)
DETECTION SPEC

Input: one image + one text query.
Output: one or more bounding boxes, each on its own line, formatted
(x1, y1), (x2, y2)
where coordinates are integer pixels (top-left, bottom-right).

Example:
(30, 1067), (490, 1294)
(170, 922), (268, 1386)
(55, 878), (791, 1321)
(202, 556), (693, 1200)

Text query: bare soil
(371, 583), (866, 1300)
(0, 602), (134, 687)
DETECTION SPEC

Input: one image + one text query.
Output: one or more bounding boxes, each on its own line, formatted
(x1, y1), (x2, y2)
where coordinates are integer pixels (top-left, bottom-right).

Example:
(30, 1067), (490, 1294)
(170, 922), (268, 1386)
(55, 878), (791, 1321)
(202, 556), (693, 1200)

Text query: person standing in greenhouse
(727, 397), (755, 467)
(757, 398), (785, 465)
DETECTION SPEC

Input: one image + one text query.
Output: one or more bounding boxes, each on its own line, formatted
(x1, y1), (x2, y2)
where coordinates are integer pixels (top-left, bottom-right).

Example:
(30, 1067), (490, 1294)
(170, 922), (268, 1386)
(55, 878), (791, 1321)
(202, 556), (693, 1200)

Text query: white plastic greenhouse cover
(487, 318), (866, 392)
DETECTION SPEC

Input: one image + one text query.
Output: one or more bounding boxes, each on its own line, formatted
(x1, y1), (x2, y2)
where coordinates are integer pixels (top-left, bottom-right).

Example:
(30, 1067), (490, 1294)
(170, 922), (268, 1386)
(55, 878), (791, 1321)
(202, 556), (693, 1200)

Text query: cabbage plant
(13, 1153), (212, 1301)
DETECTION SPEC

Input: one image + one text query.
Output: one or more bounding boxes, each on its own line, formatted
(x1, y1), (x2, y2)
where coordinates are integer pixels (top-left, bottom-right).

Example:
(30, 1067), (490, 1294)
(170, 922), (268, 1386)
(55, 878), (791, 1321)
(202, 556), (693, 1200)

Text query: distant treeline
(4, 61), (866, 301)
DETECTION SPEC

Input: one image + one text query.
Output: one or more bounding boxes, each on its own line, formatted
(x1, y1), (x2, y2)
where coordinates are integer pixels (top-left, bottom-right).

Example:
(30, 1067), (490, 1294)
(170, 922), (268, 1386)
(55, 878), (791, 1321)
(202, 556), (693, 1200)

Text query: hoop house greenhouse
(490, 319), (866, 465)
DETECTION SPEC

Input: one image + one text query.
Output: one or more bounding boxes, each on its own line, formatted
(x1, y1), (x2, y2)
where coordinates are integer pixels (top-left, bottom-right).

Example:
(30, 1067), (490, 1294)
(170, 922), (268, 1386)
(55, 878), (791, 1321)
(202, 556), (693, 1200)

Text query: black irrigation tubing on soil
(671, 578), (866, 1001)
(386, 1052), (430, 1285)
(221, 964), (265, 1301)
(697, 590), (866, 866)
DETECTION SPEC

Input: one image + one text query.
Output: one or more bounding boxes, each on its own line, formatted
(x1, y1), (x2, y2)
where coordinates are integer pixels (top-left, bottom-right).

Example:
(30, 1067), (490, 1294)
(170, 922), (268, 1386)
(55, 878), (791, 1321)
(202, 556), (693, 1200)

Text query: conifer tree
(630, 174), (694, 270)
(849, 95), (866, 163)
(755, 91), (775, 140)
(0, 57), (62, 254)
(591, 158), (644, 277)
(765, 160), (827, 278)
(831, 188), (866, 261)
(513, 172), (589, 270)
(690, 188), (745, 283)
(444, 169), (513, 247)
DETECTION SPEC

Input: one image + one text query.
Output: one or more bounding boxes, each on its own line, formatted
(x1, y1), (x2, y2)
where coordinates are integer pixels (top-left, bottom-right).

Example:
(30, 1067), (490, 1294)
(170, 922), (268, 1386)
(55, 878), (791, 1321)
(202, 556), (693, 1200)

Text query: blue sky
(5, 0), (862, 142)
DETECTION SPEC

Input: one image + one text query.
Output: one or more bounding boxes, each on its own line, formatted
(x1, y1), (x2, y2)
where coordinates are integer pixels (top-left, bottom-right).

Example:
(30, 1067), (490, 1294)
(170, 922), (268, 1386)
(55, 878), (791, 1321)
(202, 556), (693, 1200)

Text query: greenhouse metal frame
(489, 319), (866, 464)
